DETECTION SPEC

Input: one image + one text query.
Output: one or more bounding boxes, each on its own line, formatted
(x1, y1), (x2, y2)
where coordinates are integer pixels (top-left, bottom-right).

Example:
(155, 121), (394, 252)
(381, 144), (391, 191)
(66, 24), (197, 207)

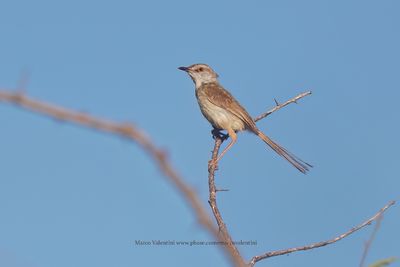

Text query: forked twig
(249, 201), (395, 266)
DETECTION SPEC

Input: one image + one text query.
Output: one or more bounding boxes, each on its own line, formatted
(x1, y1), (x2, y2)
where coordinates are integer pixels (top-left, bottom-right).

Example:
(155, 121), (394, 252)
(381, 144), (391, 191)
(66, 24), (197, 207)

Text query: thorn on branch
(216, 188), (229, 192)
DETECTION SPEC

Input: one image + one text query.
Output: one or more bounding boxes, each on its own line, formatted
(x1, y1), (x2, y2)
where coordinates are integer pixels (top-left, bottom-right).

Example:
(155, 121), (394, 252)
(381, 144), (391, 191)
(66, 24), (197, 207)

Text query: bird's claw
(211, 129), (228, 141)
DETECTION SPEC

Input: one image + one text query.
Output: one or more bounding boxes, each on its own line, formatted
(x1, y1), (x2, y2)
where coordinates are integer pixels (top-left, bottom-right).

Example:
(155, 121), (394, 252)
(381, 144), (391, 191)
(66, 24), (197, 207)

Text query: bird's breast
(195, 90), (245, 131)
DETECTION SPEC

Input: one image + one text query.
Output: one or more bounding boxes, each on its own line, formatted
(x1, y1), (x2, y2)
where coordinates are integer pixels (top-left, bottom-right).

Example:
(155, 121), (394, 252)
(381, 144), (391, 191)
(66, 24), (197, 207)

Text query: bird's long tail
(256, 130), (312, 174)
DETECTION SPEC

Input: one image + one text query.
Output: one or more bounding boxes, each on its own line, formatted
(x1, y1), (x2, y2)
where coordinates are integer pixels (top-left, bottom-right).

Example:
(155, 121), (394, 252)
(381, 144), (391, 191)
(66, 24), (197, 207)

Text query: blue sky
(0, 1), (399, 266)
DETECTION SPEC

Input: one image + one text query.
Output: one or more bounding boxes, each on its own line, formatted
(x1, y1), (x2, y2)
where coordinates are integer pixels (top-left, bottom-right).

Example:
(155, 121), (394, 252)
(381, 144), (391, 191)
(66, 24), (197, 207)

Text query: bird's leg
(216, 128), (237, 162)
(208, 128), (237, 170)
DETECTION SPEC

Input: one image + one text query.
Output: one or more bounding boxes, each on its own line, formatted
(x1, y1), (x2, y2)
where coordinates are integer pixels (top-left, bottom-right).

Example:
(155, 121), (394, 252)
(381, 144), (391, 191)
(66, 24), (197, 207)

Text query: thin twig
(248, 201), (395, 266)
(254, 91), (312, 122)
(0, 89), (240, 266)
(208, 135), (245, 267)
(359, 212), (384, 267)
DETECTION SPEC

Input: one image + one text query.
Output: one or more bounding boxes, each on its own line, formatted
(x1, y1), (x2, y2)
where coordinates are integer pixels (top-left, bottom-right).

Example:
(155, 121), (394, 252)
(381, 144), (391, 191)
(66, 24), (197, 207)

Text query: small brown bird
(178, 63), (311, 174)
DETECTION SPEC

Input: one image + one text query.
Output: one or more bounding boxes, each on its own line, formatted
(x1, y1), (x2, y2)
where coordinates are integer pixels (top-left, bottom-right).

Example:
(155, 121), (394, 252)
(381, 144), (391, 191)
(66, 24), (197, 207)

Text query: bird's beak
(178, 66), (189, 72)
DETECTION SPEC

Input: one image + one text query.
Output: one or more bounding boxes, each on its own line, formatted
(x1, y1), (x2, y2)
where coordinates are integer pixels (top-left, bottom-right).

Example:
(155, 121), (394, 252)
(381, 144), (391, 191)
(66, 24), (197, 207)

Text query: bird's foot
(211, 129), (228, 141)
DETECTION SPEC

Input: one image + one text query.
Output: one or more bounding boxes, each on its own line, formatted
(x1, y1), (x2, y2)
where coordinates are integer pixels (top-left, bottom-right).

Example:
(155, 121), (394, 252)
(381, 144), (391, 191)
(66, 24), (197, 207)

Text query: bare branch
(0, 89), (240, 266)
(207, 91), (314, 266)
(249, 201), (395, 266)
(208, 135), (245, 267)
(205, 91), (394, 267)
(254, 91), (312, 122)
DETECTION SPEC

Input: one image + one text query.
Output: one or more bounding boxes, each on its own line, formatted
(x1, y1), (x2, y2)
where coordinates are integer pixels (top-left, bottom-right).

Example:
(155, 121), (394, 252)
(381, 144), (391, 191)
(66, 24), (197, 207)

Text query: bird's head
(178, 63), (219, 87)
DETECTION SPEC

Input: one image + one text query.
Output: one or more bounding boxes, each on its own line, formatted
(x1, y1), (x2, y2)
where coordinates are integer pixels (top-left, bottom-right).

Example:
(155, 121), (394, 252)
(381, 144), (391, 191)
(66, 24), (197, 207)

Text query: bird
(178, 63), (312, 174)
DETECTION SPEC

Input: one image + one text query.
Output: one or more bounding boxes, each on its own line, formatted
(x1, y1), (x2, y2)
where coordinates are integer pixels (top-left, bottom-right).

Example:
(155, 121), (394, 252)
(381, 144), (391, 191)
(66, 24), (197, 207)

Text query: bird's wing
(202, 83), (257, 131)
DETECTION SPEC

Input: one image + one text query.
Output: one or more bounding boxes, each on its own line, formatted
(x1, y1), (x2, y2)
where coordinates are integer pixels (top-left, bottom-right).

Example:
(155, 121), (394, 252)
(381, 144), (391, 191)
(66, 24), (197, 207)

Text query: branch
(207, 91), (313, 266)
(249, 201), (395, 266)
(206, 91), (395, 267)
(254, 90), (312, 122)
(0, 89), (240, 266)
(208, 132), (245, 266)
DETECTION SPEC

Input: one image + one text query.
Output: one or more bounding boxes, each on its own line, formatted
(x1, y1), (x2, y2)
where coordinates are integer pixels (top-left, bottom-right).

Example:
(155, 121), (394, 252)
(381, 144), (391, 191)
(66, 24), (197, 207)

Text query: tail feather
(256, 130), (312, 174)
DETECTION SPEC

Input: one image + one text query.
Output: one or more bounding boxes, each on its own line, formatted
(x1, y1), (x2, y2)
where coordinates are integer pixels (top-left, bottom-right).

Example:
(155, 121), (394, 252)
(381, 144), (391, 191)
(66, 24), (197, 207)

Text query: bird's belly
(197, 97), (245, 131)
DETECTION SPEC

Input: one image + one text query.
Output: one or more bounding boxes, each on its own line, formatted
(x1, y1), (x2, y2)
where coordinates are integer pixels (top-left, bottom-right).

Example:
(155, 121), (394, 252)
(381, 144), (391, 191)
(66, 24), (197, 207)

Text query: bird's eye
(198, 67), (204, 72)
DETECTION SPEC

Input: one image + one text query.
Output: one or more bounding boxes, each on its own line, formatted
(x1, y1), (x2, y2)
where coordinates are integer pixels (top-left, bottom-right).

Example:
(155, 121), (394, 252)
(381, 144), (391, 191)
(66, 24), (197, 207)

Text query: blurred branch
(369, 258), (397, 267)
(0, 89), (241, 266)
(249, 201), (395, 266)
